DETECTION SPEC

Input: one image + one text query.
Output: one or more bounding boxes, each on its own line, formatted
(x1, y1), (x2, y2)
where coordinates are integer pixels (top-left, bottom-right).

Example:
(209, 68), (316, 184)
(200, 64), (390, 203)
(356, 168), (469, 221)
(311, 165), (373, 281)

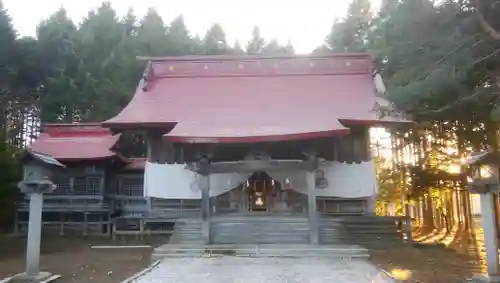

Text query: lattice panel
(118, 176), (144, 196)
(73, 176), (102, 195)
(53, 176), (71, 195)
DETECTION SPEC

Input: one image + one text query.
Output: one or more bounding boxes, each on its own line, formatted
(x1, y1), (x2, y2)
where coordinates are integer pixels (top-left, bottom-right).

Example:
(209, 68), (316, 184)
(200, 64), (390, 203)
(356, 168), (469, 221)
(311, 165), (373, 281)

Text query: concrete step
(151, 244), (369, 261)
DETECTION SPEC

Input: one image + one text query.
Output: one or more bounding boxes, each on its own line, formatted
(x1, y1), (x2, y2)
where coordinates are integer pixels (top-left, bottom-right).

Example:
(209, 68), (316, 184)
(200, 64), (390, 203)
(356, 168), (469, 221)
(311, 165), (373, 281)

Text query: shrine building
(18, 53), (409, 245)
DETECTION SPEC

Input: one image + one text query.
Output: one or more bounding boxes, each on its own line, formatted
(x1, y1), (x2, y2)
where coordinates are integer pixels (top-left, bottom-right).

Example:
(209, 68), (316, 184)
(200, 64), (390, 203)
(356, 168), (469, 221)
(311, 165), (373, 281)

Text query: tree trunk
(461, 190), (471, 231)
(456, 190), (463, 230)
(423, 194), (435, 230)
(448, 190), (455, 228)
(447, 190), (454, 231)
(415, 197), (421, 226)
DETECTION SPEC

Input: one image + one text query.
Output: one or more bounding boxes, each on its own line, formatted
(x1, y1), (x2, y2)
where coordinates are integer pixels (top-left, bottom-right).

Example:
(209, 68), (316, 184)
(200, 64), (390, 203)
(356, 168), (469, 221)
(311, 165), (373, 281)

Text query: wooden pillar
(365, 196), (377, 215)
(480, 192), (500, 276)
(146, 131), (166, 211)
(199, 159), (211, 244)
(306, 169), (319, 244)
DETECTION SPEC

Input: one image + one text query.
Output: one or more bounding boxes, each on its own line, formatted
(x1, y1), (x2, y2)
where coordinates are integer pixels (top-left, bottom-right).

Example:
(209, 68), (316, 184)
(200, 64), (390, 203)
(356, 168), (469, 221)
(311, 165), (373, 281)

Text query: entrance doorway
(246, 172), (276, 212)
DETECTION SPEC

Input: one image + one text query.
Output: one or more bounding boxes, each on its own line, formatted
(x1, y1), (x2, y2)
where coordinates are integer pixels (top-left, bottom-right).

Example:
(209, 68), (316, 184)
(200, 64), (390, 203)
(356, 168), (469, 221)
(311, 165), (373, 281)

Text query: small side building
(16, 123), (146, 235)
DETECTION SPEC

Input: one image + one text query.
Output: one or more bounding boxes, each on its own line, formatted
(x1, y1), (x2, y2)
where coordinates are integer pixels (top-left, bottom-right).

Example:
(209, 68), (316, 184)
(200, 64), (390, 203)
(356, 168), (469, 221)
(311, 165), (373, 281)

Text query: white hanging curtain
(266, 170), (308, 194)
(209, 172), (252, 197)
(317, 161), (378, 198)
(265, 161), (378, 198)
(144, 162), (251, 199)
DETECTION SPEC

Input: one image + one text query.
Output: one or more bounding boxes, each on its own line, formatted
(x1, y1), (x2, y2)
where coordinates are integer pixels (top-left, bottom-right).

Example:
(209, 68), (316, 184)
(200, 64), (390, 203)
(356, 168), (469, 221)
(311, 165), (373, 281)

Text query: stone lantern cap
(463, 150), (500, 166)
(464, 150), (500, 194)
(22, 150), (66, 168)
(18, 150), (65, 194)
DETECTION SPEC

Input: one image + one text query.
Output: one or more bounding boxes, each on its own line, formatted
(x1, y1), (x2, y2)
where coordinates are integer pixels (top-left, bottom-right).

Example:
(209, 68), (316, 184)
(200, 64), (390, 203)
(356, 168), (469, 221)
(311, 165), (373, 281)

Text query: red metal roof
(30, 123), (121, 160)
(103, 54), (408, 143)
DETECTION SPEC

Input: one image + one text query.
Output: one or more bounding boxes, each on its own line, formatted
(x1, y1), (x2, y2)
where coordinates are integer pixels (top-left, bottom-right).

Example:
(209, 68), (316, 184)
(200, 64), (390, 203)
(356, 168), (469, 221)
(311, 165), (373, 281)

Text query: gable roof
(29, 123), (121, 161)
(103, 53), (409, 143)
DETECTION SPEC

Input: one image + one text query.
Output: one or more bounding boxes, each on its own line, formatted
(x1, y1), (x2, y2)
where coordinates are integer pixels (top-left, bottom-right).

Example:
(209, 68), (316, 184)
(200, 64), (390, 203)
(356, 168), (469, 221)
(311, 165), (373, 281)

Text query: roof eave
(136, 53), (373, 63)
(163, 129), (351, 144)
(101, 121), (177, 132)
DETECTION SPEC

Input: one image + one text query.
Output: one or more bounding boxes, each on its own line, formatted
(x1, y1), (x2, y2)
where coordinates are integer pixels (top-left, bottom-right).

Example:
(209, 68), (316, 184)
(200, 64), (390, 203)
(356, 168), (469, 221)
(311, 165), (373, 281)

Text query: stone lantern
(11, 150), (65, 283)
(464, 150), (500, 283)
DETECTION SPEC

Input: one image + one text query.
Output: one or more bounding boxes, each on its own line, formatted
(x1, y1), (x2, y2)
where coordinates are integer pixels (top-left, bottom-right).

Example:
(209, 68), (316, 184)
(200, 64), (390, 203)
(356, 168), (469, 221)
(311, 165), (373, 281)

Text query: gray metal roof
(27, 150), (66, 167)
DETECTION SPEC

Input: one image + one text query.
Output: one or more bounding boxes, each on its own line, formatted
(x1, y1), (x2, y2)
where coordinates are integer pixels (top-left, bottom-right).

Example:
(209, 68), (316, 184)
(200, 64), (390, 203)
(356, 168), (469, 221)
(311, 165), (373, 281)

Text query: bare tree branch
(474, 0), (500, 40)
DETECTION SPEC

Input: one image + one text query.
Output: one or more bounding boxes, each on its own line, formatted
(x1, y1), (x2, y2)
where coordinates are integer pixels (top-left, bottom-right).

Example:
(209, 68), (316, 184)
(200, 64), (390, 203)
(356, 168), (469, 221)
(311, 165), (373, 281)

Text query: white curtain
(266, 170), (307, 194)
(317, 161), (378, 198)
(144, 162), (251, 199)
(143, 160), (378, 200)
(266, 161), (378, 198)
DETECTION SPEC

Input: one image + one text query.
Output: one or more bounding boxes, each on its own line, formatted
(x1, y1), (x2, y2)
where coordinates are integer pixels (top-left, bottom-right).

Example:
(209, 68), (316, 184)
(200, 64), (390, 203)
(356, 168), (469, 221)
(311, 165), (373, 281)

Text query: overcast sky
(3, 0), (381, 53)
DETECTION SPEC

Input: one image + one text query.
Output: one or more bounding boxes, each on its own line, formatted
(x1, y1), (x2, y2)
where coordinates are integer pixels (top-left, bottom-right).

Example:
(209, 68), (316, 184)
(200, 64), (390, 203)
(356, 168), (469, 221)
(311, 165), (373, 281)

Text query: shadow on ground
(369, 221), (485, 283)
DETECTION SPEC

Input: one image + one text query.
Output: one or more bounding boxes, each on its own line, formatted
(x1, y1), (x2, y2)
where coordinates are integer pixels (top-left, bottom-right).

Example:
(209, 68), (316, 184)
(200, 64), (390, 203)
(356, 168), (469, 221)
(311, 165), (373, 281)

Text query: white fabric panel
(210, 172), (253, 197)
(267, 161), (378, 198)
(317, 161), (378, 198)
(144, 163), (199, 199)
(144, 160), (377, 200)
(267, 171), (307, 194)
(144, 162), (251, 199)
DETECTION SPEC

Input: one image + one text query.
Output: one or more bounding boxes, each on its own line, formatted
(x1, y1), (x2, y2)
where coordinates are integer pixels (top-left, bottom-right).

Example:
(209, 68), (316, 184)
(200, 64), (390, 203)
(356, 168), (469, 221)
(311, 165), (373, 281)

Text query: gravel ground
(0, 235), (166, 283)
(132, 257), (397, 283)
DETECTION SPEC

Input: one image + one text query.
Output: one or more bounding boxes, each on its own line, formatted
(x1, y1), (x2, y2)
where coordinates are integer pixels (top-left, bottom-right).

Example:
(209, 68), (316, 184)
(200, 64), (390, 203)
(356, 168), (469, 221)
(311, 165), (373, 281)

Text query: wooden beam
(198, 159), (211, 244)
(306, 161), (319, 245)
(185, 159), (317, 174)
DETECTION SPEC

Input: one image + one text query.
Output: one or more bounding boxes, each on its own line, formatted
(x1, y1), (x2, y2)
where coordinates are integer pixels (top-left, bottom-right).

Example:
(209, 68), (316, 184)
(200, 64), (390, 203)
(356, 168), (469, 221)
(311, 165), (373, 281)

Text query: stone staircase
(169, 218), (204, 244)
(151, 243), (369, 261)
(152, 214), (407, 261)
(211, 215), (311, 244)
(340, 216), (407, 248)
(319, 217), (348, 244)
(167, 215), (406, 248)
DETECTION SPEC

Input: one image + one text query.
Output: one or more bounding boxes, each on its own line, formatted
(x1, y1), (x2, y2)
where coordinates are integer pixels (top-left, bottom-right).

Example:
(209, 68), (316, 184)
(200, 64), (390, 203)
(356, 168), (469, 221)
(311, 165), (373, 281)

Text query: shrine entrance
(246, 172), (276, 212)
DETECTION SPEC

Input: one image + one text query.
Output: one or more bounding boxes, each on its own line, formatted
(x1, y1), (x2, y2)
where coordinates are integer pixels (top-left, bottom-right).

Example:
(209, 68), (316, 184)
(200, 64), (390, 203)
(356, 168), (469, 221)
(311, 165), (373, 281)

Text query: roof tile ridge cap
(142, 52), (372, 60)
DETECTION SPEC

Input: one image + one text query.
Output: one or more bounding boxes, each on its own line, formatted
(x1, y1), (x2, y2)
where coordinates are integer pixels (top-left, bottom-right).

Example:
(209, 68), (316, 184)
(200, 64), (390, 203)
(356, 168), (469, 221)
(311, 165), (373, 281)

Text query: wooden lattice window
(53, 176), (71, 195)
(73, 176), (102, 195)
(118, 175), (144, 196)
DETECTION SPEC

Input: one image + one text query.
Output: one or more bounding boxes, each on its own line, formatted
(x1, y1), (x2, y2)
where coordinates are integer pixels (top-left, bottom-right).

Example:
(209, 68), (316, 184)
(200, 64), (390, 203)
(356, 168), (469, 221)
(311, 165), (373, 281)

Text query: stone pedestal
(26, 193), (43, 277)
(480, 192), (500, 277)
(7, 271), (53, 283)
(6, 193), (53, 283)
(471, 275), (500, 283)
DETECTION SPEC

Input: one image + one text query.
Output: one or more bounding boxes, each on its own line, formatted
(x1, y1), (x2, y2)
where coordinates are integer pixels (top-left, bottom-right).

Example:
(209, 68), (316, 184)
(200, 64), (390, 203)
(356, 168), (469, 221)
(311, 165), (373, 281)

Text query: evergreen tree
(203, 23), (228, 55)
(326, 0), (371, 52)
(246, 26), (265, 54)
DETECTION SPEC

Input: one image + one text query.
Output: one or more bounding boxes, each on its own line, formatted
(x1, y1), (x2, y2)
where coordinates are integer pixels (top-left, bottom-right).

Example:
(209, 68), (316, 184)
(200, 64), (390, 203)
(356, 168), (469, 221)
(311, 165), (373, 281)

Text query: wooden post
(146, 131), (165, 212)
(365, 196), (377, 215)
(306, 169), (319, 245)
(199, 159), (211, 244)
(13, 209), (19, 235)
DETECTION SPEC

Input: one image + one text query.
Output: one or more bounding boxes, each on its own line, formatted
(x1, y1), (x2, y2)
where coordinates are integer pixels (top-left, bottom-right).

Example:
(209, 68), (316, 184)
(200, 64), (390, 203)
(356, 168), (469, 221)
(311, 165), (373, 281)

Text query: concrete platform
(131, 257), (397, 283)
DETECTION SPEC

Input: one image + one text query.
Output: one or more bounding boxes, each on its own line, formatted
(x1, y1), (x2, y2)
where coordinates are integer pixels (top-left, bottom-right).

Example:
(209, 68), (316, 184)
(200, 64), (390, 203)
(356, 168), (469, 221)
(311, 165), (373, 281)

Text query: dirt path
(0, 235), (165, 283)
